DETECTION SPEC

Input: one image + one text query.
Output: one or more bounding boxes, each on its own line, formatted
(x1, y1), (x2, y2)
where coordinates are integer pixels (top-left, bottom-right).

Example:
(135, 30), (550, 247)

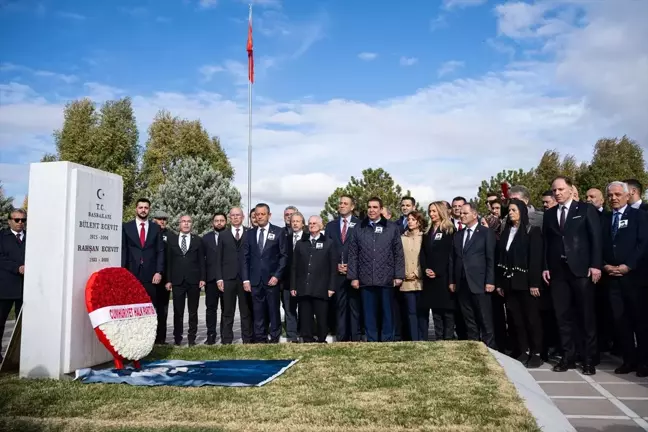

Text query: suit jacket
(543, 201), (602, 277)
(395, 215), (408, 234)
(291, 235), (337, 299)
(166, 232), (206, 285)
(449, 224), (496, 294)
(420, 227), (455, 310)
(284, 230), (307, 291)
(241, 223), (288, 286)
(602, 206), (648, 279)
(217, 226), (247, 281)
(0, 229), (26, 299)
(121, 220), (165, 284)
(325, 215), (360, 265)
(202, 230), (222, 283)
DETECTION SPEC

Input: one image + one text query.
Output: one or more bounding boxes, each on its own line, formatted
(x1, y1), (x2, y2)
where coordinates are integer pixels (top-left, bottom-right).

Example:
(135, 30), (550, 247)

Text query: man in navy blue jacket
(602, 181), (648, 377)
(241, 203), (288, 343)
(121, 198), (165, 305)
(347, 197), (405, 342)
(325, 194), (361, 341)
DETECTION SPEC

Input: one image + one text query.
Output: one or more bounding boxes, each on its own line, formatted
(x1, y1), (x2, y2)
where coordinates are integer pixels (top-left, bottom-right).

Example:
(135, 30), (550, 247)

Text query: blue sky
(1, 0), (647, 223)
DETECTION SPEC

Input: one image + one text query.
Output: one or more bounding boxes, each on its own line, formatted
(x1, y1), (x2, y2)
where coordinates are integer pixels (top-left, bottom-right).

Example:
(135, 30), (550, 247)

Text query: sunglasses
(12, 218), (27, 223)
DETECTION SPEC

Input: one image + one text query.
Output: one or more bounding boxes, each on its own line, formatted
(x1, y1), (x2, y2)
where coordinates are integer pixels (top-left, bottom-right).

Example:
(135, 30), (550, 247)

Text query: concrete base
(491, 349), (576, 432)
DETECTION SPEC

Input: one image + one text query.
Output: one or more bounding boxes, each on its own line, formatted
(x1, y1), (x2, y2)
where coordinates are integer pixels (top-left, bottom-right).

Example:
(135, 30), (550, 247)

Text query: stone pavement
(3, 299), (647, 431)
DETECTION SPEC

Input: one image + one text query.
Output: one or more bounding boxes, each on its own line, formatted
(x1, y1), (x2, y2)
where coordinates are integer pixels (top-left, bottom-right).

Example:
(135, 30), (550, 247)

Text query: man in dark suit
(215, 207), (253, 344)
(543, 176), (602, 375)
(283, 211), (306, 342)
(291, 216), (337, 343)
(395, 196), (416, 235)
(624, 179), (648, 212)
(151, 210), (171, 344)
(202, 212), (227, 345)
(602, 181), (648, 377)
(241, 203), (288, 343)
(325, 194), (362, 341)
(121, 198), (164, 306)
(0, 208), (26, 361)
(449, 202), (497, 348)
(165, 215), (206, 346)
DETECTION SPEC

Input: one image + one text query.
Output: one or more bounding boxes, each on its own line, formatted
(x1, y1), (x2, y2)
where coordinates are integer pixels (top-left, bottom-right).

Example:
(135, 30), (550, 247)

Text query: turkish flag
(247, 7), (254, 84)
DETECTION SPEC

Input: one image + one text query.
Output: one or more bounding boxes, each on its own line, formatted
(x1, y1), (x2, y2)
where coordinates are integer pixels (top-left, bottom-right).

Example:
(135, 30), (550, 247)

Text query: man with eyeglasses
(0, 209), (27, 361)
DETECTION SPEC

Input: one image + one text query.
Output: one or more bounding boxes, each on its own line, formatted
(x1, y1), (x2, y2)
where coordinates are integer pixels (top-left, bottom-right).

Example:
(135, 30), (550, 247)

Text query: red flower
(86, 267), (151, 312)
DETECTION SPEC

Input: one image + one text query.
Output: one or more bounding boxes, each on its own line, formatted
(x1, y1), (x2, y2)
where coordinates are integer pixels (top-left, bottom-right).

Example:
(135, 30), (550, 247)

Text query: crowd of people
(2, 177), (647, 379)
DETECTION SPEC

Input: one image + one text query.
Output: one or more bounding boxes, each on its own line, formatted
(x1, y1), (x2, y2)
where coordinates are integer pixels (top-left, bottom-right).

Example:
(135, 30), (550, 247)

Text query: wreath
(85, 267), (157, 369)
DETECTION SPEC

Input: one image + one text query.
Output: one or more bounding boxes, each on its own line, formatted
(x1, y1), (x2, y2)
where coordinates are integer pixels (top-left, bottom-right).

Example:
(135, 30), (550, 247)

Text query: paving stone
(530, 370), (585, 382)
(602, 384), (648, 399)
(620, 399), (648, 417)
(569, 418), (643, 431)
(553, 399), (626, 416)
(594, 370), (648, 384)
(540, 382), (603, 397)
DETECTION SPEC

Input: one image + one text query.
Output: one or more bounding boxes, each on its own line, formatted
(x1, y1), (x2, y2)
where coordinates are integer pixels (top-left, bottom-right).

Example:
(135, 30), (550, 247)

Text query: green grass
(0, 342), (539, 432)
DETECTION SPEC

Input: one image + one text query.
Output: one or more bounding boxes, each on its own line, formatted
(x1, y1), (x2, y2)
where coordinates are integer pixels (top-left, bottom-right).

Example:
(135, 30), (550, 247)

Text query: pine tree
(151, 158), (241, 235)
(0, 183), (15, 230)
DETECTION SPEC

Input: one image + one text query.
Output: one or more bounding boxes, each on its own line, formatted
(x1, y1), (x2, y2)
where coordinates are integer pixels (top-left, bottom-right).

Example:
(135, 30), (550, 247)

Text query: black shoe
(582, 364), (596, 375)
(205, 336), (216, 345)
(553, 359), (576, 372)
(516, 353), (530, 364)
(614, 364), (636, 374)
(527, 354), (544, 369)
(174, 340), (182, 346)
(188, 340), (196, 347)
(636, 365), (648, 378)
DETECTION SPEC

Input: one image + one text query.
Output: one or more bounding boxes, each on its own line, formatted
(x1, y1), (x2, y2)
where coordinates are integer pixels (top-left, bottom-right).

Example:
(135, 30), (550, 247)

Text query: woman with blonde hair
(400, 210), (427, 341)
(419, 201), (456, 340)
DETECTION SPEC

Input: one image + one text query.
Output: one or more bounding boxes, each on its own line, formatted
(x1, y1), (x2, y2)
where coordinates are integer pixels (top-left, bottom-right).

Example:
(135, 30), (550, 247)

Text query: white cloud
(57, 11), (86, 20)
(199, 65), (226, 82)
(437, 60), (465, 77)
(199, 0), (218, 9)
(443, 0), (487, 9)
(2, 1), (647, 224)
(358, 52), (378, 61)
(399, 56), (418, 67)
(429, 15), (448, 32)
(0, 62), (78, 84)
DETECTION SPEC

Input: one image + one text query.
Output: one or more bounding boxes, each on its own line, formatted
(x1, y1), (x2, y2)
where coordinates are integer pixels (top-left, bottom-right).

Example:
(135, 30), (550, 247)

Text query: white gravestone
(20, 162), (123, 379)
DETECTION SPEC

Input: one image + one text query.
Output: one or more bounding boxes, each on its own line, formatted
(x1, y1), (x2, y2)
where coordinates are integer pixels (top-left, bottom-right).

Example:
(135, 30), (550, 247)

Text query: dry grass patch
(0, 341), (538, 432)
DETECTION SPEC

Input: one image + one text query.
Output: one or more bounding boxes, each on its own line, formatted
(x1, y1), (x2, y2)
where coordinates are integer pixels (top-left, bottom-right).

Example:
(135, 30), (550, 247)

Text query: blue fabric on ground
(75, 359), (298, 387)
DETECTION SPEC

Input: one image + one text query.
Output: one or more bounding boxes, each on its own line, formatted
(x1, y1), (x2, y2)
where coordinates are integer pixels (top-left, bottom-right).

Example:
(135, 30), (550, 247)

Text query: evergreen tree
(320, 168), (416, 223)
(0, 183), (15, 230)
(151, 158), (241, 235)
(474, 169), (533, 214)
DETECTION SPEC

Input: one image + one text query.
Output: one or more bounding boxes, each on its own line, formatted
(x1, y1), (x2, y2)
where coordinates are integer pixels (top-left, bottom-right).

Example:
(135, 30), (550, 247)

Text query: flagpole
(247, 4), (253, 227)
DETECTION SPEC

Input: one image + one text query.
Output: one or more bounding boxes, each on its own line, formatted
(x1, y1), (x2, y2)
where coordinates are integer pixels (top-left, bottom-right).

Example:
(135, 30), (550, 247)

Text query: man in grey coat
(348, 197), (405, 342)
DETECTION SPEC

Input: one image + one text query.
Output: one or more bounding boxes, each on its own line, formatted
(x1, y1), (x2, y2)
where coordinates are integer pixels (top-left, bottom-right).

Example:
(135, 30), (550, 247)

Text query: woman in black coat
(496, 198), (544, 368)
(419, 201), (456, 341)
(290, 218), (337, 343)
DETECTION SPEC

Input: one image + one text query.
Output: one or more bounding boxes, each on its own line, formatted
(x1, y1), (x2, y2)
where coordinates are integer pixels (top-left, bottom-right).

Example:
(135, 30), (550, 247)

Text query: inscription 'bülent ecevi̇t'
(77, 202), (119, 262)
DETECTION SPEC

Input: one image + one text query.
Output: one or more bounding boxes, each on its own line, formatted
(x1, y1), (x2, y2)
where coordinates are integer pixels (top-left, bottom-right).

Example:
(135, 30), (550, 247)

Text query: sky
(1, 0), (647, 226)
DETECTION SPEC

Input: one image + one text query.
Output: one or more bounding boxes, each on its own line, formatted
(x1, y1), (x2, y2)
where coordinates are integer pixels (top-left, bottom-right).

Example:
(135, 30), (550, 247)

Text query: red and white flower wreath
(85, 267), (157, 369)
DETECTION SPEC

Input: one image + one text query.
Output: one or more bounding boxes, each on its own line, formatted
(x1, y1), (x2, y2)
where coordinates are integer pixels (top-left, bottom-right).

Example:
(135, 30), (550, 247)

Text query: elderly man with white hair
(602, 181), (648, 377)
(290, 215), (337, 343)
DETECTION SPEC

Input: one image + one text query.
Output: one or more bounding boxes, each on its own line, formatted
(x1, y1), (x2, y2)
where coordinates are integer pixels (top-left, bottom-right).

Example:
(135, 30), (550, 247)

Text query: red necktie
(458, 222), (463, 230)
(235, 228), (240, 241)
(341, 219), (348, 243)
(139, 223), (146, 248)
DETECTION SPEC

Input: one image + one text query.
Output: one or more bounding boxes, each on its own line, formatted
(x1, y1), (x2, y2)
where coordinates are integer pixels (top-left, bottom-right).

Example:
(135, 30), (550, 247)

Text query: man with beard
(122, 198), (164, 309)
(203, 212), (227, 344)
(151, 210), (171, 344)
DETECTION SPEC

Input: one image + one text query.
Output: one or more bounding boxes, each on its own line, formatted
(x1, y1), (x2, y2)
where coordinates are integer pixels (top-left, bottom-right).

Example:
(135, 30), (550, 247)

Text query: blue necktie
(611, 212), (620, 239)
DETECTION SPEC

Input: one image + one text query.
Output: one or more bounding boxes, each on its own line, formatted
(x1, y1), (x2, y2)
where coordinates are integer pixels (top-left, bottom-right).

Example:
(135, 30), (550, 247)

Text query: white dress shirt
(310, 234), (321, 242)
(257, 224), (269, 245)
(631, 200), (643, 210)
(178, 232), (191, 250)
(293, 231), (302, 249)
(462, 223), (477, 248)
(231, 225), (243, 239)
(557, 199), (573, 225)
(506, 226), (518, 251)
(136, 217), (149, 240)
(612, 205), (628, 225)
(339, 214), (352, 232)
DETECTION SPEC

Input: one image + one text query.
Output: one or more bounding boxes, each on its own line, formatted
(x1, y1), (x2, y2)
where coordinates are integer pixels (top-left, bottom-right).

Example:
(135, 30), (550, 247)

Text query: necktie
(311, 239), (317, 247)
(559, 206), (567, 232)
(16, 233), (22, 244)
(458, 221), (463, 230)
(181, 235), (187, 254)
(464, 229), (472, 249)
(341, 218), (348, 243)
(235, 228), (240, 241)
(293, 233), (299, 249)
(214, 232), (219, 246)
(612, 212), (620, 239)
(139, 222), (146, 247)
(258, 228), (265, 253)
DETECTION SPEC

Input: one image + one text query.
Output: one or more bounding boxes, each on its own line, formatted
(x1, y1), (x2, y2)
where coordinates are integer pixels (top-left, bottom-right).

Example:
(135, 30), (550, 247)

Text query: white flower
(98, 315), (157, 360)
